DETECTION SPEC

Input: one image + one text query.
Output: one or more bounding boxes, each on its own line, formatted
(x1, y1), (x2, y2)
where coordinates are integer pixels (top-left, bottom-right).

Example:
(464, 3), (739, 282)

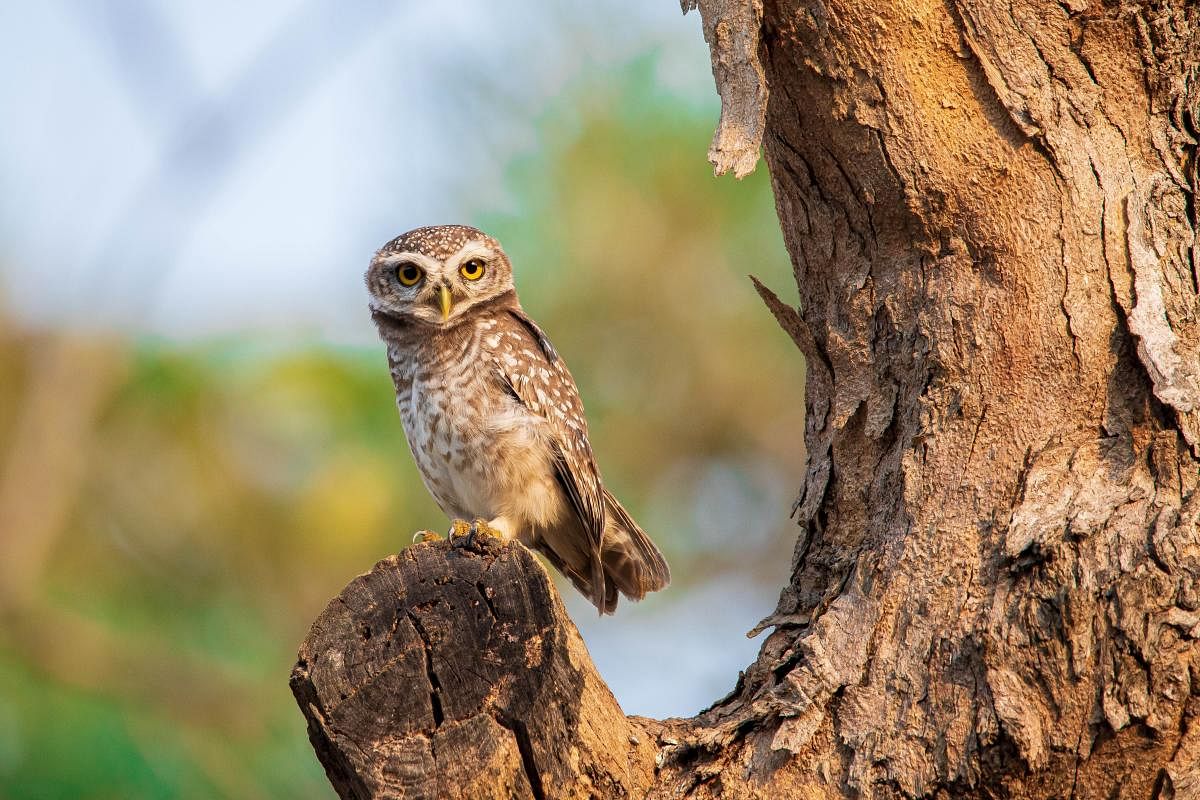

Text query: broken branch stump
(290, 537), (659, 799)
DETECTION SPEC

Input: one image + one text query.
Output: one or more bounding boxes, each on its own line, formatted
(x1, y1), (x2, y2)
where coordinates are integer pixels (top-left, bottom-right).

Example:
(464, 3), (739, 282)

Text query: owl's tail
(539, 490), (670, 614)
(592, 489), (670, 614)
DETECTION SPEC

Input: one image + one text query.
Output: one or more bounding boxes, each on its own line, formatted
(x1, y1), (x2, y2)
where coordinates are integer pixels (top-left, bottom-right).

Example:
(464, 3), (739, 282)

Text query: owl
(365, 225), (670, 614)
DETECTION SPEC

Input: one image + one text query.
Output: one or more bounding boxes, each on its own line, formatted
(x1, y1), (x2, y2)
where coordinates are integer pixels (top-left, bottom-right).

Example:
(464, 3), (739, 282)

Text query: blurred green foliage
(0, 56), (802, 797)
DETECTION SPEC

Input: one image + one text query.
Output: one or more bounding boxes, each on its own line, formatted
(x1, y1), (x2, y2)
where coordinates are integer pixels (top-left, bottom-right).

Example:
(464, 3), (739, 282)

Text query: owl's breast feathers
(380, 294), (595, 520)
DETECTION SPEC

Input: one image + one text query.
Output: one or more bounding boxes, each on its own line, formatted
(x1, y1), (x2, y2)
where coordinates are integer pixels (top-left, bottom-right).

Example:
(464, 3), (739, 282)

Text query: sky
(0, 1), (712, 342)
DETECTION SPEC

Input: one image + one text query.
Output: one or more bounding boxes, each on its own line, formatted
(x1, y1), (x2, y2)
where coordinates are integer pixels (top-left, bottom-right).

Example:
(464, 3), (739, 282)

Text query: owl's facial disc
(367, 231), (514, 328)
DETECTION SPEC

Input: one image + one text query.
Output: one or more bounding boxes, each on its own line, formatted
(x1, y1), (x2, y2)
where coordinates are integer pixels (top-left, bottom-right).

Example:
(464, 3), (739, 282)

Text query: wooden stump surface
(290, 537), (659, 799)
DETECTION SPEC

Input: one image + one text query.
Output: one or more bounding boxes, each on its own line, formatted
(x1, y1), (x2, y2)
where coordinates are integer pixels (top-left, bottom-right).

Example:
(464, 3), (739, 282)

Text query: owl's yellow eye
(396, 263), (423, 287)
(459, 259), (485, 281)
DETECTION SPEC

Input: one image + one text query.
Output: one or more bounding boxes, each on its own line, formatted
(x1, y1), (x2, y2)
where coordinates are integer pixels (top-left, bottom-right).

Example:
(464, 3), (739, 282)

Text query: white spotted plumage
(386, 313), (567, 534)
(366, 225), (670, 613)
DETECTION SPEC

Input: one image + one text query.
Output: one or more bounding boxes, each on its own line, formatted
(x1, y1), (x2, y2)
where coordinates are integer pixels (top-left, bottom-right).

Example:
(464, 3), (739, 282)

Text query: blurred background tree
(0, 4), (802, 797)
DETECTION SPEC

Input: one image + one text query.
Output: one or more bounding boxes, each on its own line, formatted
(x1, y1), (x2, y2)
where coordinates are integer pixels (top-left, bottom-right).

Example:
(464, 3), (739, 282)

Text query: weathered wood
(682, 0), (769, 177)
(294, 1), (1199, 797)
(290, 537), (660, 799)
(653, 0), (1200, 797)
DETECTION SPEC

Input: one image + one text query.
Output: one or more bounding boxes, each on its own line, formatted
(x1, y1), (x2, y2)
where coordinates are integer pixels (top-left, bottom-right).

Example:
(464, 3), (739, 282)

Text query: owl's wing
(492, 312), (607, 558)
(506, 307), (558, 363)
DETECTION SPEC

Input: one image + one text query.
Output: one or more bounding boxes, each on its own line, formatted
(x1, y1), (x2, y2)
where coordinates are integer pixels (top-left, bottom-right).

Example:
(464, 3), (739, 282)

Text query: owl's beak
(437, 285), (453, 321)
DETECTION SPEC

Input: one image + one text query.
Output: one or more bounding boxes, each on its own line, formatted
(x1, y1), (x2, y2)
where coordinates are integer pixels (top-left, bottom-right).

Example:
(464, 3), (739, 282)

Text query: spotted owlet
(365, 225), (670, 614)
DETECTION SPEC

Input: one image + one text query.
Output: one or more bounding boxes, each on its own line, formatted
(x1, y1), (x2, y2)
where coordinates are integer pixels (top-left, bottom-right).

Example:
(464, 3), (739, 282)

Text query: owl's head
(366, 225), (515, 327)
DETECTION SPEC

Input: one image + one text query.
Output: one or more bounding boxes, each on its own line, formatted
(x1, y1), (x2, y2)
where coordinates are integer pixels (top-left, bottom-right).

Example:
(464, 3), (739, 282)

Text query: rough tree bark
(292, 0), (1199, 797)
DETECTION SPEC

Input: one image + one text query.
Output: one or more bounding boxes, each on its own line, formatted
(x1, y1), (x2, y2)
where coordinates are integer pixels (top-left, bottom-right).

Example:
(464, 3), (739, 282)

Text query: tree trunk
(292, 0), (1200, 797)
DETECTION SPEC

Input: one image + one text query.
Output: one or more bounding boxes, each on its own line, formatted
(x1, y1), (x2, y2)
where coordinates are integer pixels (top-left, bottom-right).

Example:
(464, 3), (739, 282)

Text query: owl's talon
(447, 518), (474, 545)
(412, 530), (442, 544)
(447, 518), (498, 551)
(468, 518), (497, 549)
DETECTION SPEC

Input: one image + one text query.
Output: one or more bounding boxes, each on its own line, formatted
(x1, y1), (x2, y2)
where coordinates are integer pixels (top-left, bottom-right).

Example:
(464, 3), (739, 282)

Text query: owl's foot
(448, 518), (501, 551)
(412, 530), (443, 544)
(447, 518), (473, 543)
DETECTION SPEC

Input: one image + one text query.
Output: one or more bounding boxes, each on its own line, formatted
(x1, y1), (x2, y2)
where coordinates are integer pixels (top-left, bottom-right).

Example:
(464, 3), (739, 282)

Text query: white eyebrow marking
(373, 251), (443, 272)
(447, 240), (497, 269)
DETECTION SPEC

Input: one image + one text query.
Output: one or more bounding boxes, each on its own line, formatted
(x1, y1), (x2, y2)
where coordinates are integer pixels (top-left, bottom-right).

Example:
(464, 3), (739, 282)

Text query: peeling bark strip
(290, 539), (660, 799)
(681, 0), (768, 177)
